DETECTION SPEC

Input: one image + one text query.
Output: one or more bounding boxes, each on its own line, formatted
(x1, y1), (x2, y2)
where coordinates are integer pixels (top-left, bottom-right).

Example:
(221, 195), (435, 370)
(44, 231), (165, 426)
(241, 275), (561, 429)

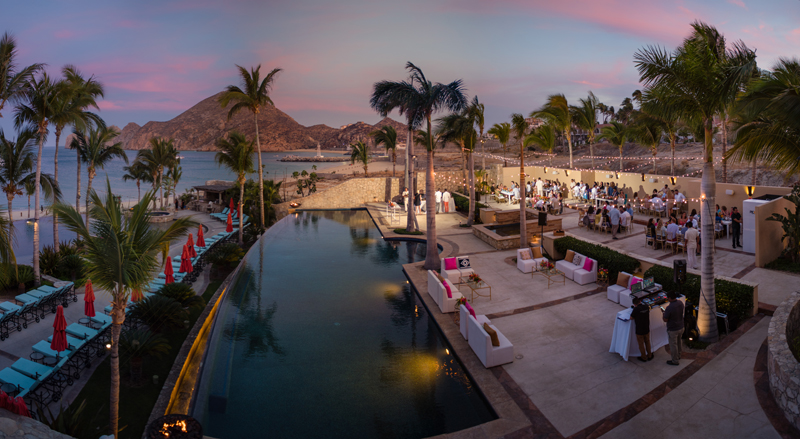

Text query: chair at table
(655, 232), (666, 250)
(676, 234), (686, 255)
(665, 234), (677, 254)
(645, 232), (655, 248)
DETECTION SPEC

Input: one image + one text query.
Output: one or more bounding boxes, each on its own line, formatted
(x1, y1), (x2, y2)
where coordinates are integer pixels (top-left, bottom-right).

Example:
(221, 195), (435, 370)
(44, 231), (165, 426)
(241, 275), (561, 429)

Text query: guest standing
(632, 297), (654, 362)
(402, 187), (409, 212)
(435, 189), (442, 213)
(414, 191), (421, 214)
(609, 204), (621, 239)
(731, 206), (742, 249)
(662, 291), (685, 366)
(442, 190), (451, 213)
(685, 222), (699, 269)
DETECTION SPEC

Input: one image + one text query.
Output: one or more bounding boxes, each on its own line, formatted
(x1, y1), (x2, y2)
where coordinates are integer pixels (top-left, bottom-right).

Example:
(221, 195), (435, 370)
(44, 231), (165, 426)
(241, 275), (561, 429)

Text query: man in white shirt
(402, 187), (409, 212)
(526, 182), (532, 195)
(685, 222), (699, 269)
(442, 190), (451, 213)
(621, 208), (631, 228)
(536, 178), (544, 197)
(435, 189), (442, 213)
(512, 186), (520, 203)
(674, 190), (686, 212)
(591, 186), (598, 201)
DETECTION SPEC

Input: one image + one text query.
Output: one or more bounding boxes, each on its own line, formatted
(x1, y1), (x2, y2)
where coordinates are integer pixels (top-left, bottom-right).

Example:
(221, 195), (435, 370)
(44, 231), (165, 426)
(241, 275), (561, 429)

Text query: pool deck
(367, 203), (798, 439)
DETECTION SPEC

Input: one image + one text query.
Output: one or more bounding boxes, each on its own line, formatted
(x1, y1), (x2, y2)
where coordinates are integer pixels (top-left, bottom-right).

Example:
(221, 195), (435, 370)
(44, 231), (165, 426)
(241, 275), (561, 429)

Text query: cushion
(565, 250), (575, 263)
(444, 258), (458, 270)
(434, 272), (446, 284)
(617, 273), (631, 288)
(573, 255), (582, 266)
(484, 323), (500, 347)
(532, 247), (543, 259)
(631, 277), (642, 286)
(443, 281), (452, 298)
(583, 258), (593, 271)
(519, 250), (532, 260)
(458, 257), (471, 269)
(465, 302), (477, 319)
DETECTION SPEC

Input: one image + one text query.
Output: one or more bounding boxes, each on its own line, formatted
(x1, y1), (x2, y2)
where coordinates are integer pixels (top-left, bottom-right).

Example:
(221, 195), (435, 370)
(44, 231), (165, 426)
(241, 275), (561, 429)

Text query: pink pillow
(444, 258), (458, 270)
(465, 302), (477, 319)
(631, 277), (642, 286)
(583, 258), (593, 271)
(443, 281), (452, 298)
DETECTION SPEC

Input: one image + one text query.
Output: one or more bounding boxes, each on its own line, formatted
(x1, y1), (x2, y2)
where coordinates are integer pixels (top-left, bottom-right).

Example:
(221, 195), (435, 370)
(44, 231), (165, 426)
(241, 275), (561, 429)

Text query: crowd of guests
(492, 177), (567, 214)
(401, 187), (454, 214)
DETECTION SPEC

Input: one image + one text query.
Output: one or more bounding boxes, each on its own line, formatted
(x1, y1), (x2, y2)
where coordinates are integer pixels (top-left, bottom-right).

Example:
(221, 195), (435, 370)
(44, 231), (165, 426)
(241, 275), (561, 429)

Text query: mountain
(117, 93), (407, 151)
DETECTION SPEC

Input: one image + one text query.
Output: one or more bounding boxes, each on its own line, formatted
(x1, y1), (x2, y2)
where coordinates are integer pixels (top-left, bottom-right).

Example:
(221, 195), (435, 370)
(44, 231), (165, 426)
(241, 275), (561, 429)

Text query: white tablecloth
(609, 298), (685, 361)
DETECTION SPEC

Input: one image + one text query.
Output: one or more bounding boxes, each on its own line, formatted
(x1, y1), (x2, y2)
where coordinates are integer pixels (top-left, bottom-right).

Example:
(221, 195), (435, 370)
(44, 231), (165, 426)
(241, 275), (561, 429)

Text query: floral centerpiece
(598, 268), (609, 281)
(539, 259), (555, 271)
(468, 273), (482, 284)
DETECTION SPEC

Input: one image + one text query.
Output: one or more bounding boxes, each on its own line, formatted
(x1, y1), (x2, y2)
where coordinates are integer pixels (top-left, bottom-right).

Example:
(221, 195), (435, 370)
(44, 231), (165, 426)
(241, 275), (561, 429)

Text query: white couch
(516, 248), (548, 273)
(467, 314), (514, 368)
(606, 271), (634, 303)
(555, 252), (598, 285)
(441, 256), (474, 284)
(459, 304), (490, 340)
(427, 270), (462, 314)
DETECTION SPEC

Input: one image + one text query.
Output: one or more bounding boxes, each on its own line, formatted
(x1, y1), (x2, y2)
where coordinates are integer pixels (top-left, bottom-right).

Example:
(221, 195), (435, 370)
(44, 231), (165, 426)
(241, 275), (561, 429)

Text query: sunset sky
(1, 0), (799, 135)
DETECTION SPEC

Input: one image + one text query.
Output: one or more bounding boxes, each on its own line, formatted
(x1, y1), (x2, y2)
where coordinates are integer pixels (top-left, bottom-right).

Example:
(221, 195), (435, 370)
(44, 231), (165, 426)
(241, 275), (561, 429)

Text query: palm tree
(436, 112), (477, 225)
(641, 86), (682, 175)
(511, 113), (528, 248)
(135, 137), (177, 209)
(122, 162), (152, 204)
(370, 62), (467, 264)
(571, 92), (600, 168)
(219, 65), (282, 229)
(533, 94), (574, 167)
(215, 131), (254, 244)
(525, 124), (557, 166)
(53, 180), (193, 439)
(468, 96), (486, 170)
(488, 122), (511, 166)
(370, 126), (398, 176)
(350, 140), (370, 176)
(24, 179), (34, 218)
(13, 72), (61, 285)
(71, 126), (128, 223)
(599, 121), (629, 171)
(728, 59), (800, 178)
(0, 32), (42, 118)
(167, 165), (182, 208)
(635, 21), (757, 342)
(630, 114), (664, 173)
(0, 129), (59, 221)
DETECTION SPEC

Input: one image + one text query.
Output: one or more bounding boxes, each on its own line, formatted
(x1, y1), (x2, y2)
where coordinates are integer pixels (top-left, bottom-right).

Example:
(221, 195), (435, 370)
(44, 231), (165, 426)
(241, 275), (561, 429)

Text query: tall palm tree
(468, 96), (485, 170)
(71, 126), (128, 223)
(641, 86), (682, 175)
(219, 65), (282, 229)
(53, 180), (192, 439)
(525, 124), (557, 166)
(349, 140), (370, 176)
(728, 59), (800, 178)
(24, 178), (34, 218)
(599, 121), (629, 171)
(0, 128), (59, 221)
(13, 73), (61, 285)
(0, 32), (42, 118)
(571, 92), (600, 167)
(635, 21), (757, 342)
(167, 165), (182, 208)
(533, 94), (574, 167)
(370, 126), (398, 176)
(488, 122), (511, 166)
(630, 114), (664, 173)
(370, 62), (467, 265)
(511, 113), (528, 248)
(436, 112), (477, 225)
(215, 131), (254, 244)
(122, 161), (152, 204)
(136, 137), (177, 209)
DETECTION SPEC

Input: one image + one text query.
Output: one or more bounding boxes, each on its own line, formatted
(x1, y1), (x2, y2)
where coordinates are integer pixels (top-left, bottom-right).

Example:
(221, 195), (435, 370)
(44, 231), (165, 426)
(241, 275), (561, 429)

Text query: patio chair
(645, 232), (655, 248)
(665, 234), (677, 254)
(459, 304), (490, 341)
(440, 256), (474, 284)
(0, 367), (43, 403)
(607, 272), (635, 303)
(655, 233), (666, 250)
(516, 248), (547, 273)
(467, 315), (514, 368)
(676, 235), (686, 255)
(0, 311), (17, 340)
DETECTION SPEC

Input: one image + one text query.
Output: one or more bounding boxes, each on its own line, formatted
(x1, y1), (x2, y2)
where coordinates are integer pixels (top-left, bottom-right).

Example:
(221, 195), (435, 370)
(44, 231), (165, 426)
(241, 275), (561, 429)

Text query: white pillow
(573, 255), (582, 266)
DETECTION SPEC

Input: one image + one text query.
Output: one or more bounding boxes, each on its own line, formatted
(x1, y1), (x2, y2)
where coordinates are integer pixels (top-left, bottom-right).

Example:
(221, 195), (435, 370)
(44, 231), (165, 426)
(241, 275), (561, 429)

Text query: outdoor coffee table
(458, 277), (492, 303)
(533, 267), (566, 289)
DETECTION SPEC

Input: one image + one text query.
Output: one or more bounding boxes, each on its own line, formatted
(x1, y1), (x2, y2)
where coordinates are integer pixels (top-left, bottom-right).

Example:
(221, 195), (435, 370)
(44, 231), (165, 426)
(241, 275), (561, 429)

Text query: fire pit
(145, 414), (203, 439)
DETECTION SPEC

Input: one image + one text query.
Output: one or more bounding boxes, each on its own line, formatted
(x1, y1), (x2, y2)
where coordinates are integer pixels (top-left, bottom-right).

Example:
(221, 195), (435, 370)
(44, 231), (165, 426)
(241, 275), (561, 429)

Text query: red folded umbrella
(3, 392), (13, 412)
(13, 397), (29, 418)
(226, 210), (233, 233)
(0, 390), (8, 411)
(84, 279), (96, 318)
(50, 305), (67, 355)
(179, 245), (192, 273)
(131, 288), (144, 302)
(229, 198), (234, 211)
(197, 226), (206, 247)
(187, 234), (197, 258)
(164, 258), (175, 284)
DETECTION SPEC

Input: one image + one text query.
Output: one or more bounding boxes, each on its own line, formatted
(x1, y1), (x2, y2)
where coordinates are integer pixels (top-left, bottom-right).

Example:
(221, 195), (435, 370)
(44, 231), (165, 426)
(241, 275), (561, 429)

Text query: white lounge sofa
(467, 314), (514, 368)
(441, 256), (474, 284)
(427, 270), (462, 314)
(606, 271), (634, 303)
(459, 304), (490, 340)
(516, 248), (548, 273)
(554, 251), (597, 285)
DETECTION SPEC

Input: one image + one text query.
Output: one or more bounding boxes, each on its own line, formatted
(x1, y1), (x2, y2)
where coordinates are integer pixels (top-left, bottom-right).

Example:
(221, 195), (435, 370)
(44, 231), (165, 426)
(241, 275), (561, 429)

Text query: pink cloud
(727, 0), (747, 9)
(54, 30), (77, 39)
(97, 101), (123, 110)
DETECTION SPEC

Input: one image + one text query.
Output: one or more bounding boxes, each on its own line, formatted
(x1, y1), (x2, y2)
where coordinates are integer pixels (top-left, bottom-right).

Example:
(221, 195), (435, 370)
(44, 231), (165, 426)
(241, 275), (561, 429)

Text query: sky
(2, 0), (800, 135)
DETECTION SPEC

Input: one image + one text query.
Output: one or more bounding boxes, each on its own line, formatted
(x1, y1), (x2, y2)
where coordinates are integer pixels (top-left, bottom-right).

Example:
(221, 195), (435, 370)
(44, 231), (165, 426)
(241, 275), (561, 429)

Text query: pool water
(193, 210), (495, 438)
(486, 223), (522, 237)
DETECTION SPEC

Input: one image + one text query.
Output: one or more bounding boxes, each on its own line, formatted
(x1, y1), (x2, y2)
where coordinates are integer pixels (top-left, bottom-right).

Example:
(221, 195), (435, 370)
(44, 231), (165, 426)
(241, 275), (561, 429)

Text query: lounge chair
(0, 367), (40, 400)
(459, 304), (490, 341)
(467, 314), (514, 368)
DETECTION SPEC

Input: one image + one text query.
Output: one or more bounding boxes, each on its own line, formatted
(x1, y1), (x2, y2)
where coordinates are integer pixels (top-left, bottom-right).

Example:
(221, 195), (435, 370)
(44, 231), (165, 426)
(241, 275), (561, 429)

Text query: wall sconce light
(564, 170), (569, 177)
(670, 177), (677, 185)
(641, 173), (646, 182)
(615, 172), (620, 179)
(543, 167), (548, 173)
(746, 186), (755, 197)
(725, 189), (734, 195)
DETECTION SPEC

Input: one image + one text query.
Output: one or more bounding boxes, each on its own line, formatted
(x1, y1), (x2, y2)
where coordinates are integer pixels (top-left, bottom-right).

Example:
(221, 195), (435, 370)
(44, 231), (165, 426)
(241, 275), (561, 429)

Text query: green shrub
(643, 264), (754, 330)
(128, 295), (187, 332)
(452, 193), (487, 224)
(393, 228), (424, 235)
(206, 242), (245, 270)
(553, 236), (639, 284)
(156, 283), (205, 310)
(56, 255), (85, 282)
(765, 257), (800, 274)
(39, 245), (59, 276)
(16, 265), (34, 288)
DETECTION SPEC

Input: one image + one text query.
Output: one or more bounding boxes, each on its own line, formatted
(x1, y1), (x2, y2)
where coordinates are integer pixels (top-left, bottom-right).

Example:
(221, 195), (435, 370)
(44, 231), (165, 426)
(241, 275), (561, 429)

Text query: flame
(159, 420), (188, 437)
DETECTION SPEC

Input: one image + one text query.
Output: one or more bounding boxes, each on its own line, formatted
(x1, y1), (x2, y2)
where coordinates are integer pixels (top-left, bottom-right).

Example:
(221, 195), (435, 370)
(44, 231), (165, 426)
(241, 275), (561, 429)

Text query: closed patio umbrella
(13, 397), (29, 417)
(229, 198), (234, 211)
(164, 258), (175, 284)
(179, 245), (192, 273)
(187, 234), (197, 258)
(84, 279), (95, 318)
(197, 226), (206, 247)
(131, 288), (144, 302)
(50, 305), (67, 356)
(226, 210), (233, 233)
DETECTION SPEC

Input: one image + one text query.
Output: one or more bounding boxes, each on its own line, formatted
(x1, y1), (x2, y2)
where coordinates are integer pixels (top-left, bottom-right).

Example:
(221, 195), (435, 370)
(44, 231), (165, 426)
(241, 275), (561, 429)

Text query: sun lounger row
(0, 283), (75, 341)
(210, 208), (249, 226)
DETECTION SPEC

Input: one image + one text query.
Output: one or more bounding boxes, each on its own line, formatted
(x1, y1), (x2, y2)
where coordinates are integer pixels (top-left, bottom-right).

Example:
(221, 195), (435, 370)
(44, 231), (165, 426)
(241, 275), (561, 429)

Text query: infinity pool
(193, 210), (495, 438)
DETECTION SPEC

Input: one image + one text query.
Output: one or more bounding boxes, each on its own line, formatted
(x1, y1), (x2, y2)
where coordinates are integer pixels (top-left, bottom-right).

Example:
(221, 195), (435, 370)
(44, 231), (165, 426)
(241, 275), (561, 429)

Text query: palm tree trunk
(699, 123), (719, 343)
(481, 138), (486, 172)
(137, 180), (141, 203)
(461, 150), (467, 194)
(722, 118), (728, 183)
(33, 130), (43, 286)
(620, 148), (623, 172)
(254, 113), (265, 228)
(392, 150), (396, 177)
(519, 141), (527, 249)
(423, 117), (439, 271)
(54, 131), (60, 252)
(86, 168), (94, 224)
(76, 150), (81, 213)
(670, 134), (676, 176)
(567, 132), (573, 168)
(7, 195), (13, 223)
(109, 300), (126, 439)
(590, 141), (594, 168)
(406, 128), (415, 233)
(752, 160), (756, 185)
(503, 143), (507, 166)
(239, 179), (245, 245)
(653, 150), (657, 174)
(467, 152), (475, 226)
(159, 170), (164, 209)
(27, 195), (30, 218)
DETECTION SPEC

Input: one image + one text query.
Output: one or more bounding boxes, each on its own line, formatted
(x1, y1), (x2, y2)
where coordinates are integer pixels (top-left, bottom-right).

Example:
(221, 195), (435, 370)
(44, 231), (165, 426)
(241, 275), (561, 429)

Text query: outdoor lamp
(670, 177), (677, 185)
(641, 173), (646, 182)
(746, 186), (755, 197)
(615, 172), (620, 179)
(543, 167), (548, 173)
(564, 170), (569, 177)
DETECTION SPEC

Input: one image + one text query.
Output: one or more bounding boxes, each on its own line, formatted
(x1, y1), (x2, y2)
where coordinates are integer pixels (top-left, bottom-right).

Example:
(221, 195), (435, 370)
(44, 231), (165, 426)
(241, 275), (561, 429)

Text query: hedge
(452, 193), (487, 224)
(643, 265), (754, 330)
(553, 236), (639, 284)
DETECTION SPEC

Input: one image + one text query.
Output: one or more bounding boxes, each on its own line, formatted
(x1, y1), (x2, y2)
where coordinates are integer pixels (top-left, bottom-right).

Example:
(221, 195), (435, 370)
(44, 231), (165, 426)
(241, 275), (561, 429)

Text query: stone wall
(407, 170), (465, 194)
(768, 291), (800, 430)
(275, 177), (399, 220)
(0, 409), (74, 439)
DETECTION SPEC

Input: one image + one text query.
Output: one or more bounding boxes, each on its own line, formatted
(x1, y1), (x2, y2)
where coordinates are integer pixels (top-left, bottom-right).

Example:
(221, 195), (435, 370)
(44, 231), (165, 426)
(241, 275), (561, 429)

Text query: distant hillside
(117, 92), (407, 151)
